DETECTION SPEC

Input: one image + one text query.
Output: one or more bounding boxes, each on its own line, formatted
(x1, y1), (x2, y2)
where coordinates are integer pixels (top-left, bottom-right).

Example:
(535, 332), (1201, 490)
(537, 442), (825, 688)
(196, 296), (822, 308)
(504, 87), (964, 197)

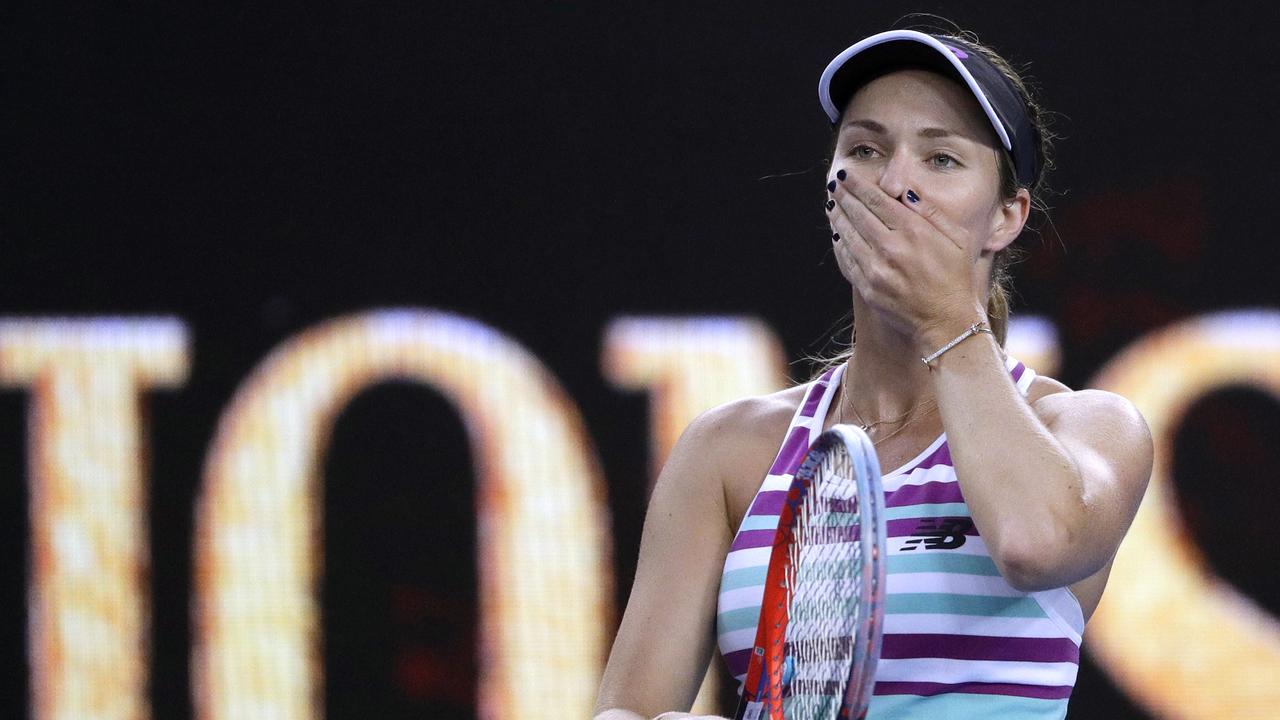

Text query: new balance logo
(901, 517), (973, 551)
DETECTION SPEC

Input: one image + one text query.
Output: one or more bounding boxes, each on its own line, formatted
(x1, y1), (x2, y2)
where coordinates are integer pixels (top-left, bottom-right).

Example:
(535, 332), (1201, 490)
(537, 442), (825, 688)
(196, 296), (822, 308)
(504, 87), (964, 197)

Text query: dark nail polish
(836, 169), (847, 181)
(832, 232), (841, 242)
(825, 199), (835, 211)
(827, 180), (837, 192)
(906, 189), (920, 203)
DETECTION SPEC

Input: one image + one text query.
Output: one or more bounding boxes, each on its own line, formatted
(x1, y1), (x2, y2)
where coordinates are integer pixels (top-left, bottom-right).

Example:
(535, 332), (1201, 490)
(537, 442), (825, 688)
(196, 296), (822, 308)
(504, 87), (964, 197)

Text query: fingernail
(832, 232), (841, 242)
(906, 189), (920, 203)
(825, 199), (835, 211)
(826, 180), (837, 192)
(836, 169), (847, 181)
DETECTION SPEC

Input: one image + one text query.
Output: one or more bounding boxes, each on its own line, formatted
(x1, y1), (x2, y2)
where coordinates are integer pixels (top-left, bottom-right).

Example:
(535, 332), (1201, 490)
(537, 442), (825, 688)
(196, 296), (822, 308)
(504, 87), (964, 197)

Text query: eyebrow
(842, 119), (958, 139)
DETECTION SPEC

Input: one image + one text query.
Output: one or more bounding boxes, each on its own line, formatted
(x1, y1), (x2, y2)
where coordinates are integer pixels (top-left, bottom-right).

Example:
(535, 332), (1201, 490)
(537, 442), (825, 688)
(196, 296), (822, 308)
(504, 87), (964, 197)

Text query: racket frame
(733, 424), (887, 720)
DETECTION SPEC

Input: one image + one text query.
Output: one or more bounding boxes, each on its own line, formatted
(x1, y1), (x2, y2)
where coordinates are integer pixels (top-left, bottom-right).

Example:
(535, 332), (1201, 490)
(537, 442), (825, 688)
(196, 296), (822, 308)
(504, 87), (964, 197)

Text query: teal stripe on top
(739, 513), (781, 531)
(882, 502), (969, 521)
(888, 553), (1001, 576)
(719, 605), (764, 633)
(869, 692), (1067, 720)
(721, 565), (767, 592)
(886, 593), (1048, 618)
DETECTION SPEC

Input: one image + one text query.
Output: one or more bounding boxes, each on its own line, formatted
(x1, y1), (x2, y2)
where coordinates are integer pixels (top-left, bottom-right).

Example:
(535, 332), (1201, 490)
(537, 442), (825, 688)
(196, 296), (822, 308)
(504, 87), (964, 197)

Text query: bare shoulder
(1025, 373), (1072, 403)
(1027, 375), (1150, 437)
(685, 383), (806, 463)
(672, 383), (807, 530)
(1026, 375), (1153, 496)
(637, 384), (806, 577)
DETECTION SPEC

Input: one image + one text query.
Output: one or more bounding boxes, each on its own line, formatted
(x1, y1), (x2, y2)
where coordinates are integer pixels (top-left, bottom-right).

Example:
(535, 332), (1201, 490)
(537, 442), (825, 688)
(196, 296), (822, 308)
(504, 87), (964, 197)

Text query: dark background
(3, 1), (1279, 717)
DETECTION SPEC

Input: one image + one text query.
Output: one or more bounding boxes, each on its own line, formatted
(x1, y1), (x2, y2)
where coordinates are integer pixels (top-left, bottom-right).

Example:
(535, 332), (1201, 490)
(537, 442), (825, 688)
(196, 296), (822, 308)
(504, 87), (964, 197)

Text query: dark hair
(955, 27), (1056, 345)
(817, 20), (1057, 372)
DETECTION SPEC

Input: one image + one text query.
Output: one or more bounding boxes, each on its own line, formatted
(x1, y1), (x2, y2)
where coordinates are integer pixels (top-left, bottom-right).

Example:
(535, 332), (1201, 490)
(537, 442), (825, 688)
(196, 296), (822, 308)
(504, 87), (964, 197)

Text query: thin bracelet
(921, 321), (993, 368)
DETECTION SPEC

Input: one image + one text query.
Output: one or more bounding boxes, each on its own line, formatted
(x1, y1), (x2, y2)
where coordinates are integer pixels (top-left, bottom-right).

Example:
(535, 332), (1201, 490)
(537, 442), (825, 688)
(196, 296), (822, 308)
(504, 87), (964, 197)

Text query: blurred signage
(2, 309), (1277, 719)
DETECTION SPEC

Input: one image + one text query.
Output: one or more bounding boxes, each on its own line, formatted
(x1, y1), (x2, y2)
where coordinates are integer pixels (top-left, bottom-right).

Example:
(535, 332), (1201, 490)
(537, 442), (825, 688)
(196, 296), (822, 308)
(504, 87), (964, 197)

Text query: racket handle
(733, 700), (764, 720)
(736, 645), (766, 720)
(734, 653), (766, 720)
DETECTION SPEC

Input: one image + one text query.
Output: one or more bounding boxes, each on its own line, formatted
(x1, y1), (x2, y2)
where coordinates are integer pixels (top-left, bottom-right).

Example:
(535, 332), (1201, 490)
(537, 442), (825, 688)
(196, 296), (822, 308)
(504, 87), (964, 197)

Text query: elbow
(990, 524), (1081, 592)
(989, 472), (1093, 592)
(992, 547), (1063, 592)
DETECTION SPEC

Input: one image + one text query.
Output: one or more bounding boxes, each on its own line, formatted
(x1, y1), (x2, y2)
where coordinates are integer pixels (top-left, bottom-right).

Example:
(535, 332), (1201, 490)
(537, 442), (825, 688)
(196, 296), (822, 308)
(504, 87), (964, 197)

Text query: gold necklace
(838, 363), (938, 445)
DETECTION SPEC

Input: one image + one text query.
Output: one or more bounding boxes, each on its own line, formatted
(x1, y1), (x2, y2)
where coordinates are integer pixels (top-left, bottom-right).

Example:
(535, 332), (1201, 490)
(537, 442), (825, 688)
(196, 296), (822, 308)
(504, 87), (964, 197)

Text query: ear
(985, 187), (1032, 254)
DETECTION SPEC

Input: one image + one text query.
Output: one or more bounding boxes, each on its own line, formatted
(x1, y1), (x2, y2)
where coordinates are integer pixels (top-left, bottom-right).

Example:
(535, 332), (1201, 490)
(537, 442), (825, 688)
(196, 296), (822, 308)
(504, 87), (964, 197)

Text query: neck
(841, 304), (935, 423)
(839, 291), (993, 422)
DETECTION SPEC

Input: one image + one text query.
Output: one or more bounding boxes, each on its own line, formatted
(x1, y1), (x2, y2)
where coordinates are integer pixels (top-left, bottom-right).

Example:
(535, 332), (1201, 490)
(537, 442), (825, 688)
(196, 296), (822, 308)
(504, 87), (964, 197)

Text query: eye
(930, 153), (961, 169)
(848, 144), (878, 160)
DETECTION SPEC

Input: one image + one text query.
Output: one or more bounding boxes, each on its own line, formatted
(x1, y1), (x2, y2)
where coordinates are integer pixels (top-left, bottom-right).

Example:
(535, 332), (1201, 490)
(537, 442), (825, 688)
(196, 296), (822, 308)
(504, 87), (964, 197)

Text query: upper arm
(594, 403), (743, 717)
(1035, 388), (1153, 579)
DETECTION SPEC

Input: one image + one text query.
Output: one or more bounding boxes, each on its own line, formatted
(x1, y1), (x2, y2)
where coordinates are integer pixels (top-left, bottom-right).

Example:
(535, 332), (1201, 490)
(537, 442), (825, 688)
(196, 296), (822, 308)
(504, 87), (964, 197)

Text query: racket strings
(780, 449), (866, 717)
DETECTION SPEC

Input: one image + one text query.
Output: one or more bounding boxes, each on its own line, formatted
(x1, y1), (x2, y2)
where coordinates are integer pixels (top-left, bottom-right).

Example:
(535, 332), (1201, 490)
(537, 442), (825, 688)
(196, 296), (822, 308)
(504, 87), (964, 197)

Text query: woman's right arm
(593, 403), (748, 719)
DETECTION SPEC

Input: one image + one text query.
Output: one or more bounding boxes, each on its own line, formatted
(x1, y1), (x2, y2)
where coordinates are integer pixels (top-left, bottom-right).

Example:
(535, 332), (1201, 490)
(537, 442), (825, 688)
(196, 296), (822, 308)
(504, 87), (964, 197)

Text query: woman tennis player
(594, 24), (1152, 720)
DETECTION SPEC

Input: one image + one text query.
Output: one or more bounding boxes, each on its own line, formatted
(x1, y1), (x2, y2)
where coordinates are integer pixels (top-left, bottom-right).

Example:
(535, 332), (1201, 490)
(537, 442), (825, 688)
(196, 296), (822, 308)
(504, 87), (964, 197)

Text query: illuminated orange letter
(0, 317), (189, 720)
(602, 316), (787, 487)
(193, 310), (613, 720)
(1089, 310), (1280, 718)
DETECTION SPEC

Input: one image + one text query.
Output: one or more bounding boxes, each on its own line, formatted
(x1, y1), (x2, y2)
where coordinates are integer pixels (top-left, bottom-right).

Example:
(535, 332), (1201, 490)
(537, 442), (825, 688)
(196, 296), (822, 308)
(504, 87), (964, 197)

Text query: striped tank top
(716, 357), (1084, 719)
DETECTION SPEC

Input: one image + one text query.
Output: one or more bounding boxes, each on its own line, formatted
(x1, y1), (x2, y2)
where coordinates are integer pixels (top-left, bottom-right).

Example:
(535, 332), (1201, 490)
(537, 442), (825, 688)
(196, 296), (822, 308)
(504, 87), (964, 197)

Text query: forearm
(923, 326), (1086, 589)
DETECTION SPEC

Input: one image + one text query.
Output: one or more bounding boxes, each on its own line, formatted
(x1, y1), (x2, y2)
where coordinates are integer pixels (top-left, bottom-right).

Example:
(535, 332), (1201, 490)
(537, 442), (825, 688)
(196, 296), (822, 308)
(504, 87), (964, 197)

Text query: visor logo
(944, 44), (969, 60)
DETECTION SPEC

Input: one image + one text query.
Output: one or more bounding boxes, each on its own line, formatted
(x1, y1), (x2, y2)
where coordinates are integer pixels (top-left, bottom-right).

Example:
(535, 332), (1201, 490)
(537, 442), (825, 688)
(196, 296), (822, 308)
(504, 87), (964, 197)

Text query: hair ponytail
(987, 251), (1013, 346)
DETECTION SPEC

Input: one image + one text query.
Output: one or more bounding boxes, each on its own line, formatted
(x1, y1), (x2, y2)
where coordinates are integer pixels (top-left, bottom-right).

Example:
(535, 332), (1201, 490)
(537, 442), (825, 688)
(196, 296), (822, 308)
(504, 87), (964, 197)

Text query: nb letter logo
(901, 517), (973, 551)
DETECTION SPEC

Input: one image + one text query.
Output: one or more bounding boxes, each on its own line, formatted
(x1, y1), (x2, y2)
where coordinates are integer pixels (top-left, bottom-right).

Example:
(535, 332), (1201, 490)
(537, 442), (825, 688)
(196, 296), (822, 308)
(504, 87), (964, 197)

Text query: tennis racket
(734, 424), (888, 720)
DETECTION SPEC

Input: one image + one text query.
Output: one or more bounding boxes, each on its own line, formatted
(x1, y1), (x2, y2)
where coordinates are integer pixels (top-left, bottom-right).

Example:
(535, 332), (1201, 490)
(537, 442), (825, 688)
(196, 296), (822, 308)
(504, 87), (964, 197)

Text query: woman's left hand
(826, 169), (986, 348)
